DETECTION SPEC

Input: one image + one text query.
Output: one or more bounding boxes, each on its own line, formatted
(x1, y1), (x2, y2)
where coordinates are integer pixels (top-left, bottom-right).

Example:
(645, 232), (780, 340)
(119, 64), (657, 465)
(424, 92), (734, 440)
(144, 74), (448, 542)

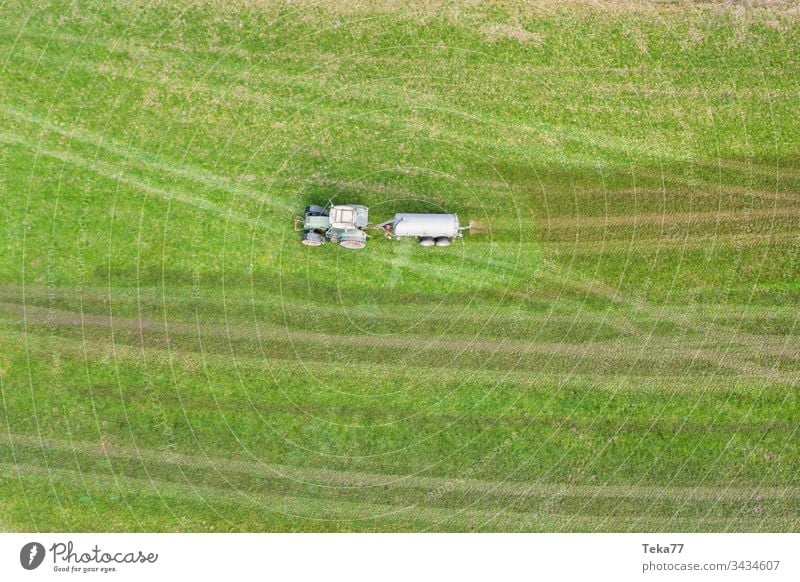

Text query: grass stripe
(5, 434), (797, 503)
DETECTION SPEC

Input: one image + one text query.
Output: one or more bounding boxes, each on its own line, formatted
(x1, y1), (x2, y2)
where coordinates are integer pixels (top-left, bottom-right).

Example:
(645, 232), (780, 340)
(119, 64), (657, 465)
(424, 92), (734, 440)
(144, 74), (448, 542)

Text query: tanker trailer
(378, 213), (467, 247)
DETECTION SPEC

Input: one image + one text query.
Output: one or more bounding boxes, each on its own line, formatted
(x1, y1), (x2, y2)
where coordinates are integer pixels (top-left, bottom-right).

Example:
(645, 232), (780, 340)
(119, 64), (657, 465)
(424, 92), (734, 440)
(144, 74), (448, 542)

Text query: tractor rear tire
(340, 239), (366, 249)
(301, 231), (325, 246)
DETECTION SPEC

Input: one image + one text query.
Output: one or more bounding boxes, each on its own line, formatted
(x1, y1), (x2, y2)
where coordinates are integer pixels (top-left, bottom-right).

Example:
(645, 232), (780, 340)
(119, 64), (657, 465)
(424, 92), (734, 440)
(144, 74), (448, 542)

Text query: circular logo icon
(20, 542), (46, 570)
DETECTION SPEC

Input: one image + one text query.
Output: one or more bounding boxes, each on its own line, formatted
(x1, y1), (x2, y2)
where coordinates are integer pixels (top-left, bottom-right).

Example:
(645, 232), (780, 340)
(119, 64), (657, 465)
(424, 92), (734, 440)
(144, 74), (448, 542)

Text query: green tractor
(300, 203), (369, 249)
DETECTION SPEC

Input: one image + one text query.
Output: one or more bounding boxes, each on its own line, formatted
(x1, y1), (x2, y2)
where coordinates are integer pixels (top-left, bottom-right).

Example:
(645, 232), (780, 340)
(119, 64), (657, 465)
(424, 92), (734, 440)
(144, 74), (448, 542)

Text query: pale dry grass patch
(480, 23), (543, 45)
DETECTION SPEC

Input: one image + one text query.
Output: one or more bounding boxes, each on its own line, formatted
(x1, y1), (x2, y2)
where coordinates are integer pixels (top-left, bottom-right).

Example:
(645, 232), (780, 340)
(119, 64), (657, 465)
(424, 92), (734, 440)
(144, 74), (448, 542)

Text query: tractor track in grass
(5, 283), (797, 321)
(4, 302), (798, 369)
(7, 461), (796, 532)
(0, 285), (627, 326)
(0, 284), (650, 338)
(542, 232), (800, 255)
(4, 309), (797, 389)
(535, 268), (800, 380)
(545, 186), (800, 211)
(3, 434), (798, 504)
(0, 105), (295, 210)
(3, 105), (425, 203)
(8, 51), (800, 207)
(558, 173), (800, 205)
(3, 280), (796, 320)
(11, 330), (799, 392)
(7, 314), (714, 373)
(4, 362), (794, 434)
(0, 132), (282, 231)
(2, 460), (538, 530)
(541, 207), (800, 230)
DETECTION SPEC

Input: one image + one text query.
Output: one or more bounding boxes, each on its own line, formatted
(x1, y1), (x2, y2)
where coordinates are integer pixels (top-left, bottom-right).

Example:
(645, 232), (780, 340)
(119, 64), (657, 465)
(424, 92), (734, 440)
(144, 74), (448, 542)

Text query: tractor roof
(329, 205), (368, 229)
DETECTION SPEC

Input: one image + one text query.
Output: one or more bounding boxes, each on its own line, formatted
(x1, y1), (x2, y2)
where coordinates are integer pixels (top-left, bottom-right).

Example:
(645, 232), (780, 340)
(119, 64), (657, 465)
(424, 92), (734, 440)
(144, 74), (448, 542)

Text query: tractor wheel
(435, 236), (451, 247)
(301, 231), (325, 246)
(340, 239), (366, 249)
(304, 205), (327, 217)
(419, 237), (435, 247)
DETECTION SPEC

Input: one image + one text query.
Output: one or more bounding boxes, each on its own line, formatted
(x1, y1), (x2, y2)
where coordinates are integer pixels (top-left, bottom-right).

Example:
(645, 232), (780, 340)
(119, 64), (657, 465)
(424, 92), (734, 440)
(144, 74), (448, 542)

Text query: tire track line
(542, 232), (800, 254)
(0, 131), (282, 231)
(537, 266), (800, 378)
(1, 105), (294, 211)
(16, 331), (795, 392)
(4, 302), (797, 366)
(10, 461), (794, 532)
(4, 434), (797, 503)
(543, 207), (800, 229)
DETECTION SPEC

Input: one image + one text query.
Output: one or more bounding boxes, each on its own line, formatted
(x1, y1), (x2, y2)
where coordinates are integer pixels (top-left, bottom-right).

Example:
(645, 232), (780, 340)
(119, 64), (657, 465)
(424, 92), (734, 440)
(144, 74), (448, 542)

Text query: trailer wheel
(304, 205), (327, 217)
(435, 237), (451, 247)
(301, 231), (325, 246)
(419, 237), (435, 247)
(340, 239), (366, 249)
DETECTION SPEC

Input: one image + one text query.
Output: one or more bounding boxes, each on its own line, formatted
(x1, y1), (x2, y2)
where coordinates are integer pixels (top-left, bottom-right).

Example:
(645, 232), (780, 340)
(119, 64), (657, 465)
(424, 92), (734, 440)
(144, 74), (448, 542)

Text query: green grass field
(1, 0), (798, 532)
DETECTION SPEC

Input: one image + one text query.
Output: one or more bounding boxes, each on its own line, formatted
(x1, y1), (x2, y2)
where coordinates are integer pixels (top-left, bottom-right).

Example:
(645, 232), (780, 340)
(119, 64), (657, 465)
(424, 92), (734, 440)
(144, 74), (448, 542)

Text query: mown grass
(0, 0), (798, 531)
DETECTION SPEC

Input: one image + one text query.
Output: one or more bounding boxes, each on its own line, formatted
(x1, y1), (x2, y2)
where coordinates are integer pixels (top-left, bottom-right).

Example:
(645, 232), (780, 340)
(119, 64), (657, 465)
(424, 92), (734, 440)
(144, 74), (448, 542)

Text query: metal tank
(386, 213), (464, 246)
(392, 213), (461, 238)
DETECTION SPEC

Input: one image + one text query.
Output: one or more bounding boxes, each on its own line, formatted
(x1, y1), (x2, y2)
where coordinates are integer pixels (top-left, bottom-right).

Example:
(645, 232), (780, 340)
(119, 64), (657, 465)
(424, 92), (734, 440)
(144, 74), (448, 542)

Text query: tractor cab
(329, 205), (369, 229)
(300, 204), (369, 249)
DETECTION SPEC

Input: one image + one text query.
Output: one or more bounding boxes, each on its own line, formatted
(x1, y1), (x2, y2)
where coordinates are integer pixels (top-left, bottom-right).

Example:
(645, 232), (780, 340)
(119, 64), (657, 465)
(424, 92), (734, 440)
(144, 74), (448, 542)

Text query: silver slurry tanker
(379, 212), (466, 246)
